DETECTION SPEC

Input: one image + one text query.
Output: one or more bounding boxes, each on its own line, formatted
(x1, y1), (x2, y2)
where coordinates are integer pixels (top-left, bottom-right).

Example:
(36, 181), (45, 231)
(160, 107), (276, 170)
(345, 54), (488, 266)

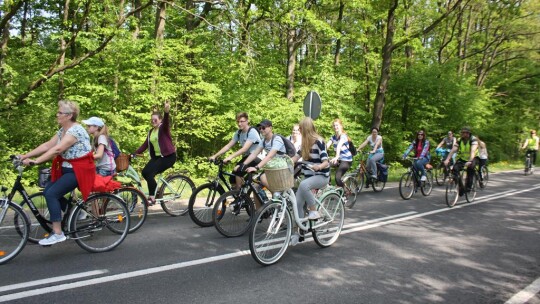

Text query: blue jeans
(97, 168), (115, 177)
(44, 167), (78, 222)
(414, 157), (430, 178)
(367, 153), (384, 177)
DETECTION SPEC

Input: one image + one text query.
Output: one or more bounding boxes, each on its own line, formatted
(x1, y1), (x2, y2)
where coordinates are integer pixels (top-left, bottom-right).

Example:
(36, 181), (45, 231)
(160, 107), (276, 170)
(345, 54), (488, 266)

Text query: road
(1, 170), (539, 304)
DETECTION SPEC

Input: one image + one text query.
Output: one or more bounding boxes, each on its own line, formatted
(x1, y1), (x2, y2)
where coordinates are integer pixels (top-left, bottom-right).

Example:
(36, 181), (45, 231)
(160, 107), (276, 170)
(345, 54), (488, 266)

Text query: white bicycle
(248, 164), (345, 266)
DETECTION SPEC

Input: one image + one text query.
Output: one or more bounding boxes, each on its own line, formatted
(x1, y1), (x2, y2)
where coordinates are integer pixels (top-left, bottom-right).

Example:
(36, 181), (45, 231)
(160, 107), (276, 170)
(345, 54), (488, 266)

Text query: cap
(82, 117), (105, 127)
(461, 126), (471, 133)
(256, 119), (272, 128)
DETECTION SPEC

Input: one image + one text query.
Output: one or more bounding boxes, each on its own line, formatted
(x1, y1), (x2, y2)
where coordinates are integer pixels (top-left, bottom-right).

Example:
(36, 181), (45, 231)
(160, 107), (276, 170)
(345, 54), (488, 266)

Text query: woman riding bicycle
(83, 116), (116, 176)
(326, 119), (353, 188)
(521, 129), (539, 167)
(402, 130), (431, 182)
(20, 100), (95, 246)
(436, 130), (456, 163)
(133, 101), (176, 205)
(357, 127), (384, 180)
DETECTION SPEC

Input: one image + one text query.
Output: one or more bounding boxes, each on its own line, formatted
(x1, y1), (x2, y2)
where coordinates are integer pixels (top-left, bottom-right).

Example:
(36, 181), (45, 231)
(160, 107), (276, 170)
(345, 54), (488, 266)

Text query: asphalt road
(1, 170), (539, 304)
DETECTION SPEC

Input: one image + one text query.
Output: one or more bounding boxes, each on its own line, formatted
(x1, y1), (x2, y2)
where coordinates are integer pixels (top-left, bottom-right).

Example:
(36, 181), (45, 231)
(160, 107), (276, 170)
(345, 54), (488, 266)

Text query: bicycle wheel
(158, 174), (195, 217)
(445, 177), (459, 207)
(188, 182), (225, 227)
(249, 201), (292, 266)
(421, 171), (433, 196)
(69, 193), (130, 253)
(465, 173), (478, 203)
(342, 174), (358, 208)
(0, 200), (29, 265)
(479, 166), (489, 188)
(371, 178), (385, 192)
(114, 187), (148, 233)
(212, 189), (255, 237)
(399, 172), (414, 200)
(434, 163), (447, 186)
(313, 192), (344, 248)
(524, 158), (531, 175)
(21, 192), (52, 243)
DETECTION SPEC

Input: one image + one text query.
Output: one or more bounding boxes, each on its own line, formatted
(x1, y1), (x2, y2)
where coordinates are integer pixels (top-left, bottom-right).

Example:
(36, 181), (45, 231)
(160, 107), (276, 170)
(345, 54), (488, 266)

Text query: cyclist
(521, 129), (539, 167)
(209, 112), (261, 189)
(476, 135), (489, 185)
(291, 117), (330, 221)
(20, 100), (95, 246)
(288, 124), (302, 152)
(402, 130), (431, 181)
(436, 130), (457, 163)
(357, 127), (384, 181)
(82, 116), (116, 176)
(444, 127), (478, 192)
(133, 101), (176, 205)
(326, 119), (353, 188)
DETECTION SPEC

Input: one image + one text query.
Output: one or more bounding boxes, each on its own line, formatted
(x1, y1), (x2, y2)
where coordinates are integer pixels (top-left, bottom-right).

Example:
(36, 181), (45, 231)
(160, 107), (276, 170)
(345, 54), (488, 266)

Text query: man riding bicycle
(521, 129), (539, 167)
(444, 127), (478, 192)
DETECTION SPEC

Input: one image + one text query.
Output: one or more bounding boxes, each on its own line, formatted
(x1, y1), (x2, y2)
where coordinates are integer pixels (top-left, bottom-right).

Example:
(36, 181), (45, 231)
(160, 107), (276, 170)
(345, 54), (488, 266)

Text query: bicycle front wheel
(158, 174), (195, 217)
(399, 172), (414, 200)
(249, 201), (292, 266)
(22, 192), (52, 243)
(342, 174), (358, 208)
(445, 177), (459, 208)
(313, 192), (344, 248)
(114, 187), (148, 233)
(69, 193), (130, 253)
(421, 171), (433, 196)
(212, 190), (255, 237)
(188, 182), (225, 227)
(0, 200), (29, 265)
(371, 178), (385, 192)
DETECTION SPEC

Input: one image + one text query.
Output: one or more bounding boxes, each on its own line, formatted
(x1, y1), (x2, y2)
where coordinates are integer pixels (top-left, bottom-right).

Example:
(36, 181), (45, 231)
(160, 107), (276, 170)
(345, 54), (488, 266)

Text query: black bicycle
(188, 159), (238, 227)
(399, 157), (433, 200)
(524, 150), (534, 175)
(212, 172), (268, 237)
(445, 161), (478, 207)
(11, 156), (130, 252)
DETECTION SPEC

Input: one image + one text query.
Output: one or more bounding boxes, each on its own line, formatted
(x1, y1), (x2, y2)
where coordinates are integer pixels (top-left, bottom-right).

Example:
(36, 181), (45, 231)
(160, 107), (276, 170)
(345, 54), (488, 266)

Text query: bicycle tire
(357, 171), (365, 193)
(312, 192), (344, 248)
(434, 163), (447, 186)
(188, 182), (225, 227)
(524, 157), (531, 175)
(212, 189), (255, 237)
(69, 193), (130, 253)
(371, 178), (385, 192)
(20, 192), (53, 244)
(479, 166), (489, 188)
(445, 177), (459, 207)
(399, 172), (414, 200)
(249, 201), (292, 266)
(0, 200), (29, 265)
(342, 174), (358, 208)
(114, 187), (148, 233)
(158, 174), (195, 217)
(421, 171), (433, 196)
(465, 173), (478, 203)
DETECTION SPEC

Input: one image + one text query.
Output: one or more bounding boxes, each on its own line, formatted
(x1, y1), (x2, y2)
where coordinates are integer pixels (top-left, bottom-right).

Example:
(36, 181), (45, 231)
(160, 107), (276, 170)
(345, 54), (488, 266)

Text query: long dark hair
(415, 130), (426, 146)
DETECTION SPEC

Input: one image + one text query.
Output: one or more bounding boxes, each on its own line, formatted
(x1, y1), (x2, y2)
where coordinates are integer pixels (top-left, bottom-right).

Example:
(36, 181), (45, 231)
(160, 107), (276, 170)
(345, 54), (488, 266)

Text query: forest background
(0, 0), (538, 182)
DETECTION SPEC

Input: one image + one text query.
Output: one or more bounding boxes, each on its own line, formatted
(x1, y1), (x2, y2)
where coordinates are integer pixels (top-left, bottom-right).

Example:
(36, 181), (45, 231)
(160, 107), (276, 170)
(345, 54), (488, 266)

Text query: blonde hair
(92, 124), (111, 150)
(332, 118), (345, 134)
(58, 100), (80, 121)
(300, 117), (323, 160)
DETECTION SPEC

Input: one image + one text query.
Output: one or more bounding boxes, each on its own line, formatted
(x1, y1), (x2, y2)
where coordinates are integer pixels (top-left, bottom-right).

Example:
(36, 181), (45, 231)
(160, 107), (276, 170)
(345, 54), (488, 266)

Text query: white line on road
(505, 277), (540, 304)
(0, 270), (108, 293)
(1, 185), (539, 302)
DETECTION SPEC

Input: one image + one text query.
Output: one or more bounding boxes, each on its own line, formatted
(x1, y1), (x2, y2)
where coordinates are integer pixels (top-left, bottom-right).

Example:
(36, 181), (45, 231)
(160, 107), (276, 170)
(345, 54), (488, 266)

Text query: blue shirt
(330, 134), (353, 161)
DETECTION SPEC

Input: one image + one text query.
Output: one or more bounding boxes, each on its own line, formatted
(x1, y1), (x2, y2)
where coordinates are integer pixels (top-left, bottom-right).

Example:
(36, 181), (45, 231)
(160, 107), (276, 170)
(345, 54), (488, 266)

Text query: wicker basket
(115, 153), (130, 172)
(265, 167), (294, 193)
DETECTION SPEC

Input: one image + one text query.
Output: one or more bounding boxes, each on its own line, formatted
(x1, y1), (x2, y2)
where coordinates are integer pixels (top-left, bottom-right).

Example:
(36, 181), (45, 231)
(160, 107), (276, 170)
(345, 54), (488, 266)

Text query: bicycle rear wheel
(212, 190), (255, 237)
(158, 174), (195, 217)
(399, 172), (414, 200)
(434, 163), (448, 186)
(188, 182), (225, 227)
(465, 173), (478, 203)
(342, 174), (358, 208)
(0, 200), (29, 265)
(421, 171), (433, 196)
(21, 192), (53, 243)
(114, 187), (148, 233)
(313, 192), (344, 247)
(480, 166), (489, 187)
(69, 193), (130, 253)
(445, 177), (459, 208)
(371, 178), (385, 192)
(249, 201), (292, 266)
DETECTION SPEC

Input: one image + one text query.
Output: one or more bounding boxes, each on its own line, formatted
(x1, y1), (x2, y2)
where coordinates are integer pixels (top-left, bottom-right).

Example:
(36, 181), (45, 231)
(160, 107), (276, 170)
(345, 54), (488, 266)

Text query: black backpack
(236, 126), (260, 145)
(264, 134), (297, 157)
(347, 136), (357, 156)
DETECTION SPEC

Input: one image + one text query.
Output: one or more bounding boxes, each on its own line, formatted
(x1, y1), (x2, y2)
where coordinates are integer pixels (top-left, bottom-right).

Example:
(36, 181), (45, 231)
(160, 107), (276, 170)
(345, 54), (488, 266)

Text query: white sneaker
(420, 175), (427, 182)
(290, 233), (300, 246)
(308, 210), (321, 220)
(39, 233), (67, 246)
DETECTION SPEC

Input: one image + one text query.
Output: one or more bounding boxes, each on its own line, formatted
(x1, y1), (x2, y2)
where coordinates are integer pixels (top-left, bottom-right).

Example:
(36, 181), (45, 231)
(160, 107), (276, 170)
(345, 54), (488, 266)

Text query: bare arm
(210, 139), (236, 161)
(94, 143), (106, 160)
(24, 133), (78, 165)
(21, 135), (57, 159)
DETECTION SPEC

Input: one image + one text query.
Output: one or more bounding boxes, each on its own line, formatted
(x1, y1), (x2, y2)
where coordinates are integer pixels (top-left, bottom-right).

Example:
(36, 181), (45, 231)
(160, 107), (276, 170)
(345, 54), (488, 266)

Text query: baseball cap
(256, 119), (272, 128)
(82, 117), (105, 127)
(461, 126), (471, 133)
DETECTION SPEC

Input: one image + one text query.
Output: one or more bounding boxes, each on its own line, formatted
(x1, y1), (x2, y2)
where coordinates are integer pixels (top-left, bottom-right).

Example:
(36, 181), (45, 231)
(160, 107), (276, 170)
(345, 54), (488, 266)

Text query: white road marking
(0, 270), (108, 293)
(505, 277), (540, 304)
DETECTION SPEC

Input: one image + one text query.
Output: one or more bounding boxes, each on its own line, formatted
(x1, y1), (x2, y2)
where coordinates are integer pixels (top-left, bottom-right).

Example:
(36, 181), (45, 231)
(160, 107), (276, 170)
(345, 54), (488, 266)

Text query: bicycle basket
(264, 156), (294, 193)
(38, 168), (51, 188)
(115, 153), (130, 172)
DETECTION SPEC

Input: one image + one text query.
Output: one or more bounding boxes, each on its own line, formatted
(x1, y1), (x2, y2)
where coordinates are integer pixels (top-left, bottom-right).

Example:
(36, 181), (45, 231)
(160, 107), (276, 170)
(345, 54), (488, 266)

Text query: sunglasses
(258, 126), (268, 131)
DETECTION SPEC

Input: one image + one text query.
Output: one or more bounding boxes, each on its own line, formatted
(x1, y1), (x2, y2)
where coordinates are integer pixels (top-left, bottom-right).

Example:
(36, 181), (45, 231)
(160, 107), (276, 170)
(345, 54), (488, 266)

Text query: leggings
(142, 153), (177, 196)
(527, 150), (537, 165)
(333, 160), (351, 187)
(295, 175), (329, 217)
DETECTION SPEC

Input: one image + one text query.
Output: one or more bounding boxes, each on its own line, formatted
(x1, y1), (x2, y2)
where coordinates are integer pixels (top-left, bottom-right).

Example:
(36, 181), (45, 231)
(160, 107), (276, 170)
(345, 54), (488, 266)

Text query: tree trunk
(132, 0), (142, 39)
(286, 28), (297, 101)
(334, 1), (344, 66)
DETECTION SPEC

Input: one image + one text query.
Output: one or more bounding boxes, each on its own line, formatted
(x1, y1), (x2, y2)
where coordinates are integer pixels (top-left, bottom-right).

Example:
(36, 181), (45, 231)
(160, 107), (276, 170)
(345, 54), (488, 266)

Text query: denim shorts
(97, 168), (115, 177)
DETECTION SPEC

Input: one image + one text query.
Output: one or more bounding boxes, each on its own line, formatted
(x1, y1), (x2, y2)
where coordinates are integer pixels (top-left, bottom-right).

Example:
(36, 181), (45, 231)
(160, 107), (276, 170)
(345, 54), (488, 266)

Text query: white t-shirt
(95, 135), (116, 171)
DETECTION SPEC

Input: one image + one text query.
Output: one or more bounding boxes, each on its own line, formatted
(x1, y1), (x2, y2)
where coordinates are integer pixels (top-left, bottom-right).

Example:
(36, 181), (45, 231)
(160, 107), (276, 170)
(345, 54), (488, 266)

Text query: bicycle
(445, 161), (478, 207)
(211, 172), (268, 237)
(399, 157), (433, 200)
(115, 155), (195, 217)
(11, 156), (130, 252)
(434, 148), (453, 186)
(524, 151), (534, 175)
(188, 159), (238, 227)
(248, 162), (345, 266)
(0, 159), (30, 265)
(342, 152), (387, 208)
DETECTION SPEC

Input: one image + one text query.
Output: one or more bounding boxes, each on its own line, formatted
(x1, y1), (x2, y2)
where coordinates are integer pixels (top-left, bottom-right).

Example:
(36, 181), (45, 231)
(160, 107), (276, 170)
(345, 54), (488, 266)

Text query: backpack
(377, 163), (388, 182)
(108, 138), (121, 160)
(264, 134), (297, 157)
(347, 136), (357, 156)
(236, 126), (260, 145)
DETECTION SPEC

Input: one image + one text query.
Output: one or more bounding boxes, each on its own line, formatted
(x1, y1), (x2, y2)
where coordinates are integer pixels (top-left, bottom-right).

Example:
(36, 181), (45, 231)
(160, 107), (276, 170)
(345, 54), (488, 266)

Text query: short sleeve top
(259, 135), (286, 154)
(57, 124), (92, 168)
(329, 134), (353, 161)
(233, 127), (261, 156)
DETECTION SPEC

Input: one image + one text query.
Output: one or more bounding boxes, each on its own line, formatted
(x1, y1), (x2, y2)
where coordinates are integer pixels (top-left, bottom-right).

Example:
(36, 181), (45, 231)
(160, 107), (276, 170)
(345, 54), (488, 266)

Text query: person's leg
(295, 175), (328, 218)
(414, 158), (428, 177)
(43, 168), (78, 234)
(142, 154), (176, 198)
(368, 153), (384, 178)
(335, 161), (351, 187)
(531, 150), (537, 165)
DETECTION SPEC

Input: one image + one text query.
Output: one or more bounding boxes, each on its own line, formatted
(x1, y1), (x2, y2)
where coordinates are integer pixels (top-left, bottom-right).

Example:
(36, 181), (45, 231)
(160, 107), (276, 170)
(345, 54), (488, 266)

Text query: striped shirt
(297, 139), (330, 178)
(330, 134), (353, 161)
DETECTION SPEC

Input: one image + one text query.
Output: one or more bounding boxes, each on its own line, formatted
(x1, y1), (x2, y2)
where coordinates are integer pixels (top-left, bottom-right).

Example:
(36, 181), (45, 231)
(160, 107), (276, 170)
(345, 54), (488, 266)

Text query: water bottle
(257, 186), (268, 202)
